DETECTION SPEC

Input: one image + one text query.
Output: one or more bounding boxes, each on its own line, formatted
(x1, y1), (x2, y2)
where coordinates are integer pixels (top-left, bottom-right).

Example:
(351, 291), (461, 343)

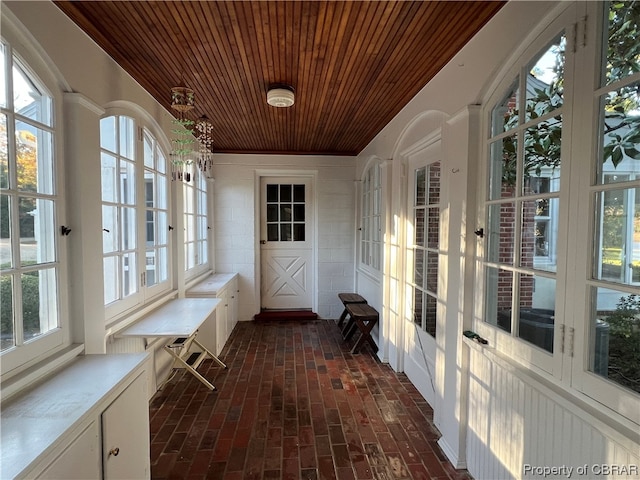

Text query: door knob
(260, 240), (266, 244)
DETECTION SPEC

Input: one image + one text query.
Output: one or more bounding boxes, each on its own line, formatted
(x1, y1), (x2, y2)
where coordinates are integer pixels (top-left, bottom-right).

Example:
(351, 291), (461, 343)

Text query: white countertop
(117, 297), (221, 338)
(1, 353), (149, 479)
(186, 273), (238, 297)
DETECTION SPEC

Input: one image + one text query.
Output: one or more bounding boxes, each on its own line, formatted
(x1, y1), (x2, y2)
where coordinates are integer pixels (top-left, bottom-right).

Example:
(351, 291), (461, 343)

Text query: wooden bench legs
(337, 293), (367, 328)
(343, 302), (379, 354)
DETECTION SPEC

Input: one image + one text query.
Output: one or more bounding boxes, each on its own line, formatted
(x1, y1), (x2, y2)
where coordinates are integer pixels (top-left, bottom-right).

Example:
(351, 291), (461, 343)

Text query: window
(484, 33), (566, 356)
(265, 183), (306, 242)
(588, 1), (640, 396)
(480, 2), (640, 424)
(360, 162), (382, 272)
(0, 39), (63, 372)
(144, 129), (169, 287)
(101, 115), (170, 318)
(184, 168), (208, 276)
(410, 163), (440, 337)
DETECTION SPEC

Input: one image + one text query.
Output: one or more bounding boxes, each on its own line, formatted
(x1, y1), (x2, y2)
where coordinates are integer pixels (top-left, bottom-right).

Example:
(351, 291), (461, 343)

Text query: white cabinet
(1, 353), (150, 480)
(186, 273), (239, 356)
(37, 422), (100, 480)
(102, 373), (150, 479)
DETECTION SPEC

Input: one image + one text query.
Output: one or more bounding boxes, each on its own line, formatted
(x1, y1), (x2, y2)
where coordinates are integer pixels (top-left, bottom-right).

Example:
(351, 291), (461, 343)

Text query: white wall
(211, 154), (355, 320)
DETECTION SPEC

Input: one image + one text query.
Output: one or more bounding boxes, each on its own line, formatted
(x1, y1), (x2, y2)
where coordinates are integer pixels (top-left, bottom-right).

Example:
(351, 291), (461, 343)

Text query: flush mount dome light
(267, 85), (295, 108)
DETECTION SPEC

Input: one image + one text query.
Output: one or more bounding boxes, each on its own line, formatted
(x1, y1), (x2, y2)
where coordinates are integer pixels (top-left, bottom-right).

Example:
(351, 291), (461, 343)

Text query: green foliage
(605, 294), (640, 393)
(0, 275), (13, 337)
(500, 1), (640, 184)
(0, 274), (41, 339)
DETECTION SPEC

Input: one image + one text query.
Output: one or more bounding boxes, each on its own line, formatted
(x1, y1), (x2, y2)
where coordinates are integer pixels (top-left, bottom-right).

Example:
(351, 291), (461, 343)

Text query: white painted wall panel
(466, 344), (640, 480)
(211, 156), (355, 320)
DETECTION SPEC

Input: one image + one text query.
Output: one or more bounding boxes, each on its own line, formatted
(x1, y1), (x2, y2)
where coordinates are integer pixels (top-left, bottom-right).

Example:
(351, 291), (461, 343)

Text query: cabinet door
(230, 279), (239, 330)
(102, 374), (150, 479)
(216, 288), (229, 355)
(37, 421), (100, 479)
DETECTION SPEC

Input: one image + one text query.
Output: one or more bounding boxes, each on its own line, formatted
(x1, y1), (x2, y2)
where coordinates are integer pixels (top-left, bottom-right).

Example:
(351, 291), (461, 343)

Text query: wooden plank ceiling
(54, 1), (504, 156)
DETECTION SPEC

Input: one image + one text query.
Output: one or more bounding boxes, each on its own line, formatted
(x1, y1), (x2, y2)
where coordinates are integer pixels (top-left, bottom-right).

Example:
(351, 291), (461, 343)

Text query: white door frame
(254, 169), (318, 313)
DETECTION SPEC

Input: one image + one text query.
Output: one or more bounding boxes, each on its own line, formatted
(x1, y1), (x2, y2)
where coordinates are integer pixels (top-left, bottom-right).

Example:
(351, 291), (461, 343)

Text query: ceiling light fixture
(266, 85), (295, 108)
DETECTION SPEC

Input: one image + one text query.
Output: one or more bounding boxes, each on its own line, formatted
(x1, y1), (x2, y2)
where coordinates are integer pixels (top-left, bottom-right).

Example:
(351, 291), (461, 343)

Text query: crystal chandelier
(195, 115), (214, 178)
(170, 85), (195, 182)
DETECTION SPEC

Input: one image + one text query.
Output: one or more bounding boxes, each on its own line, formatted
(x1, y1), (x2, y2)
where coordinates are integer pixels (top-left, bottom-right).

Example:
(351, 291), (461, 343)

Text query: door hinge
(573, 16), (588, 52)
(138, 126), (144, 142)
(567, 326), (575, 357)
(560, 324), (574, 356)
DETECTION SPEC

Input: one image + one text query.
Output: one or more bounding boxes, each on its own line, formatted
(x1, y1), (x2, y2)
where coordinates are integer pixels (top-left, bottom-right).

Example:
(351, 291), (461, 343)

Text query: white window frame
(184, 167), (209, 280)
(0, 37), (68, 377)
(478, 19), (571, 374)
(476, 1), (640, 427)
(569, 1), (640, 426)
(359, 160), (382, 275)
(408, 160), (441, 338)
(100, 110), (172, 321)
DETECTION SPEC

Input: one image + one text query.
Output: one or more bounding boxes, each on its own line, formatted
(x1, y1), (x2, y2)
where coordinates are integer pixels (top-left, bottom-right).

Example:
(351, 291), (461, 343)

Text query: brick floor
(149, 319), (473, 480)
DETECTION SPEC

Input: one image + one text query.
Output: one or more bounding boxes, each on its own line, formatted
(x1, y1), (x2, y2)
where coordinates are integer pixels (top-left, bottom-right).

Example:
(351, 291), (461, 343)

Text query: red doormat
(253, 310), (318, 321)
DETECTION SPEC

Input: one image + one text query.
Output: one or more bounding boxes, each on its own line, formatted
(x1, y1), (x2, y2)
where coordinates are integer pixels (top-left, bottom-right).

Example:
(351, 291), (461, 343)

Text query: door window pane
(598, 82), (640, 181)
(604, 3), (640, 86)
(491, 79), (519, 135)
(522, 197), (559, 272)
(487, 202), (516, 265)
(485, 266), (513, 334)
(266, 183), (306, 242)
(489, 136), (517, 200)
(525, 36), (565, 121)
(523, 118), (562, 188)
(595, 187), (639, 285)
(410, 162), (440, 338)
(591, 287), (639, 394)
(517, 273), (555, 353)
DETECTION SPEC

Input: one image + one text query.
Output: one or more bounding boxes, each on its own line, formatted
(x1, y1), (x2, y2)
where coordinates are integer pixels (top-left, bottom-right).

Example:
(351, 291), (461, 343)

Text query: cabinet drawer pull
(109, 447), (120, 457)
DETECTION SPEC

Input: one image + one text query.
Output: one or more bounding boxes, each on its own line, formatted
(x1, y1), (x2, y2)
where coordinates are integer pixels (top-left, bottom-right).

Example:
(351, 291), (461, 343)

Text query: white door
(403, 153), (442, 402)
(260, 177), (314, 310)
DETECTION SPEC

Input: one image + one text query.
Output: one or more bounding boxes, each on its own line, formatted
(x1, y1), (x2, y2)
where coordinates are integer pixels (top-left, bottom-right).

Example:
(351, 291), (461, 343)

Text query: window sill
(0, 343), (85, 403)
(462, 336), (640, 448)
(105, 291), (178, 337)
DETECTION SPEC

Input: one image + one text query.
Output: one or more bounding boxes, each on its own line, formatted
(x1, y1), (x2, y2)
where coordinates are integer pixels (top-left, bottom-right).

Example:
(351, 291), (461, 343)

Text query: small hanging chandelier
(170, 85), (195, 182)
(195, 115), (215, 178)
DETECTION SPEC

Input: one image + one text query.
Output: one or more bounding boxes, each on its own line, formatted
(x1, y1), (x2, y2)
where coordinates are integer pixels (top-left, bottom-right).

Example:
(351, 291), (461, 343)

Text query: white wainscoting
(465, 342), (640, 480)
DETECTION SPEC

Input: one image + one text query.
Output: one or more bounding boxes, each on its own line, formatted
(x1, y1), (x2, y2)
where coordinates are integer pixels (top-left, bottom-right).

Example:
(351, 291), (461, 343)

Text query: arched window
(100, 113), (170, 318)
(0, 39), (63, 373)
(478, 1), (640, 425)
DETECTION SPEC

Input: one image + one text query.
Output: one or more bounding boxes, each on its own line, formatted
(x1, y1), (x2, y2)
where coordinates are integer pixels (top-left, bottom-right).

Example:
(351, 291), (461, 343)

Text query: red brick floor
(149, 319), (473, 480)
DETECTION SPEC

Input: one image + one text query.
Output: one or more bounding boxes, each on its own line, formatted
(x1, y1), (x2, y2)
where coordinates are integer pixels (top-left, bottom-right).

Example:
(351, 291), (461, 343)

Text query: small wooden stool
(344, 303), (379, 354)
(337, 293), (367, 327)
